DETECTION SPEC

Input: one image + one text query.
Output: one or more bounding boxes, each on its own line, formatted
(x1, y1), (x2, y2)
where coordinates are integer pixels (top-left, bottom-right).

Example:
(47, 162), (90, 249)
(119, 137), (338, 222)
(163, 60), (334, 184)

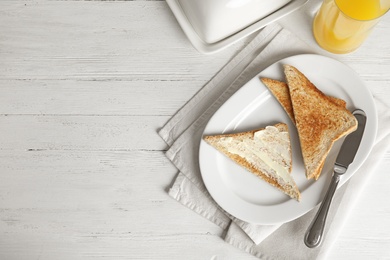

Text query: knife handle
(304, 173), (340, 248)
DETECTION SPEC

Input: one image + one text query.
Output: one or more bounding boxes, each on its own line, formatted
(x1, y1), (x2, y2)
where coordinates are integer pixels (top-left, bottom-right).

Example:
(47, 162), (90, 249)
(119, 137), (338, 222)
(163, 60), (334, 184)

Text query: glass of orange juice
(313, 0), (389, 54)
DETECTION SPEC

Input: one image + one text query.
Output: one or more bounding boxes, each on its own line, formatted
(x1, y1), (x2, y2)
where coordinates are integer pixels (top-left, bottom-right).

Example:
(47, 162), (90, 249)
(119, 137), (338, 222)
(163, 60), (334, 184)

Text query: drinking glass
(313, 0), (389, 54)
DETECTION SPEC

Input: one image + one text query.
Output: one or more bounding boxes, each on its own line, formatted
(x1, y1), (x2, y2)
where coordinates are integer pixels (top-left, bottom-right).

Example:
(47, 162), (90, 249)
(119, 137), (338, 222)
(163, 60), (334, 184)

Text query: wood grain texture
(0, 0), (389, 259)
(0, 115), (170, 150)
(0, 1), (255, 259)
(0, 80), (203, 116)
(0, 1), (244, 82)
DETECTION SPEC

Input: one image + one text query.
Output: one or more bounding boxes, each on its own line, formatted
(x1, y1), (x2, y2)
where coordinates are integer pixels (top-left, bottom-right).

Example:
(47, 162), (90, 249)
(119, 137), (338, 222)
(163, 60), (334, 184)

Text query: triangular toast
(260, 78), (347, 124)
(203, 123), (301, 201)
(283, 65), (357, 180)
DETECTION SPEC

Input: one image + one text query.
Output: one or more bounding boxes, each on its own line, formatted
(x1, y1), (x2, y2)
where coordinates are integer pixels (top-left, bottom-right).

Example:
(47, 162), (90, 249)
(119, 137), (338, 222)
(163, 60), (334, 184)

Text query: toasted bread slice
(203, 123), (301, 201)
(260, 78), (296, 124)
(283, 65), (357, 180)
(260, 78), (347, 124)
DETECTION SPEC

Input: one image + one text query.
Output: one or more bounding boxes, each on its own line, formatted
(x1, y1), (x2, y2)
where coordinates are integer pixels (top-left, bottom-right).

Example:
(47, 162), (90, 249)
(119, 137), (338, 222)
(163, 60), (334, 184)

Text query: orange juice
(313, 0), (389, 54)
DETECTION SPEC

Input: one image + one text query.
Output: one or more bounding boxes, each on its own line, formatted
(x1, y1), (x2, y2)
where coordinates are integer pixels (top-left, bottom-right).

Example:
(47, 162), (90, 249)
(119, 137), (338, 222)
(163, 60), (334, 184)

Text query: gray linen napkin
(159, 23), (390, 259)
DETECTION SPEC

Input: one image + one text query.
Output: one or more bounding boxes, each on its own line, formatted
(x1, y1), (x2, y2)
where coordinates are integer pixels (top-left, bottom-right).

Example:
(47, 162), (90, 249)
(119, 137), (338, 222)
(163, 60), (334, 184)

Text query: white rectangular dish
(198, 54), (377, 224)
(166, 0), (309, 54)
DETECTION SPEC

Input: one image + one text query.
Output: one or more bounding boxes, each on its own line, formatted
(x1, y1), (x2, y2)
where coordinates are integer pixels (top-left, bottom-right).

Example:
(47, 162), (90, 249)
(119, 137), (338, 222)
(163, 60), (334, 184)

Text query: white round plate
(199, 54), (377, 225)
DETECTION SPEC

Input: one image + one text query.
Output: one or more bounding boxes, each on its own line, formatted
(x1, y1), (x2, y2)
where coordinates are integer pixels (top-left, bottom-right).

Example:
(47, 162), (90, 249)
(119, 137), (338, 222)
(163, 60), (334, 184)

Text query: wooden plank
(0, 78), (389, 116)
(0, 1), (244, 82)
(0, 149), (176, 212)
(0, 149), (257, 260)
(0, 79), (202, 116)
(0, 115), (170, 150)
(0, 149), (211, 234)
(0, 232), (257, 260)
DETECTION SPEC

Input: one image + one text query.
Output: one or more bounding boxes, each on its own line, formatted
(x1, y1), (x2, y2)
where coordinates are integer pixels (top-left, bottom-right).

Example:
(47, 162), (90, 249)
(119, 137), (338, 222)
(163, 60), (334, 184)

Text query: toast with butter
(203, 123), (301, 201)
(283, 65), (357, 180)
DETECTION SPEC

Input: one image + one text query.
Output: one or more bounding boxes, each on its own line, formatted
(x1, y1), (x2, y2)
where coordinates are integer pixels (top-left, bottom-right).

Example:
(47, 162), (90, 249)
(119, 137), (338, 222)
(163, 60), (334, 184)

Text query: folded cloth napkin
(158, 22), (390, 259)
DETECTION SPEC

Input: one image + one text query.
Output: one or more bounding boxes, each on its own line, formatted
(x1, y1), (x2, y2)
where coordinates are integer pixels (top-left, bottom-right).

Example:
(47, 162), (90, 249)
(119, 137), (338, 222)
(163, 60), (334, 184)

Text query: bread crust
(260, 78), (296, 124)
(204, 123), (301, 201)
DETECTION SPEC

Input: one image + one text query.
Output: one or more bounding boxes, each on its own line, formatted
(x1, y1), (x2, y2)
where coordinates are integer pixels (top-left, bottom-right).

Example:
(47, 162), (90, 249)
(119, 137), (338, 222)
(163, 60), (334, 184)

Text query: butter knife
(304, 109), (367, 248)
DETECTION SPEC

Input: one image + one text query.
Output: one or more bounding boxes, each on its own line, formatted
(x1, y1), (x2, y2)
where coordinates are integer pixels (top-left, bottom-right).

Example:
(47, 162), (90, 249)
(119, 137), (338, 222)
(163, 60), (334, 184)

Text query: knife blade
(334, 109), (367, 171)
(304, 109), (367, 248)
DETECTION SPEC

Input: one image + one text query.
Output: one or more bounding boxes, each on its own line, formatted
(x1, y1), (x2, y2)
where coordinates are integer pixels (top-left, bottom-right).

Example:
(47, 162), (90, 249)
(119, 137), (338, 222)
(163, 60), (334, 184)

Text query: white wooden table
(1, 1), (389, 259)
